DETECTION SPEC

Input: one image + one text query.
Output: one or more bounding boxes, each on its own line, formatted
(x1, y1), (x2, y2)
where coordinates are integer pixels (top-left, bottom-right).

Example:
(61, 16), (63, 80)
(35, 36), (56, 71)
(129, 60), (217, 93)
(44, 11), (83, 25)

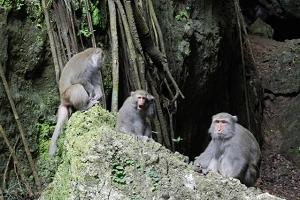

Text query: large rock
(39, 105), (282, 200)
(250, 36), (300, 166)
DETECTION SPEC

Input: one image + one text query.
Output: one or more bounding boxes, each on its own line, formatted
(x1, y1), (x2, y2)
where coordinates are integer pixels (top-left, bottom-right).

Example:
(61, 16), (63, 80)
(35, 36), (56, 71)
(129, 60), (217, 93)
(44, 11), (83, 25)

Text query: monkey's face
(215, 120), (227, 134)
(209, 118), (235, 139)
(91, 48), (104, 67)
(136, 95), (147, 111)
(131, 90), (155, 112)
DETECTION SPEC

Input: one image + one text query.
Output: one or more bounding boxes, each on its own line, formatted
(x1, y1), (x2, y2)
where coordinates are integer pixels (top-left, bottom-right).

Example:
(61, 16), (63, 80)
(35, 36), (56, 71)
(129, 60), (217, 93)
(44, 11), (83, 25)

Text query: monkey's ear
(131, 91), (135, 96)
(232, 116), (238, 122)
(147, 94), (154, 101)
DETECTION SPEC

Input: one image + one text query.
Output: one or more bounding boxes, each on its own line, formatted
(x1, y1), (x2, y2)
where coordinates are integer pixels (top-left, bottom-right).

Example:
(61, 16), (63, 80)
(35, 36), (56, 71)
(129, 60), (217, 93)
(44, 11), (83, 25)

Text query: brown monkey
(116, 90), (155, 142)
(49, 47), (104, 158)
(194, 112), (261, 187)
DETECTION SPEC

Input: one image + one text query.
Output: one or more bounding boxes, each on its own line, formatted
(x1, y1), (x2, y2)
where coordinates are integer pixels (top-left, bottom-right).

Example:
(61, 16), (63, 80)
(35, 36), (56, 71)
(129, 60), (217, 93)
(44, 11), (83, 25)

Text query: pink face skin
(215, 120), (227, 134)
(137, 95), (147, 110)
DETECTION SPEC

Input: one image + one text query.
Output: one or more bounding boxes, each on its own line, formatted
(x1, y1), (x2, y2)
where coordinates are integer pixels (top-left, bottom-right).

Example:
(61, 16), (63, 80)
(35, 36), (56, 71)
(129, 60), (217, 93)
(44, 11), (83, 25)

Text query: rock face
(39, 105), (282, 200)
(249, 36), (300, 166)
(249, 18), (274, 39)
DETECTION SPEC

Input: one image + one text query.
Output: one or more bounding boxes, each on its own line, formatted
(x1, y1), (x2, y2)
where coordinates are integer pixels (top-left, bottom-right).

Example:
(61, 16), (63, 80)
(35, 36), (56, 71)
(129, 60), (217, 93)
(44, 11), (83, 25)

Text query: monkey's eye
(215, 120), (226, 124)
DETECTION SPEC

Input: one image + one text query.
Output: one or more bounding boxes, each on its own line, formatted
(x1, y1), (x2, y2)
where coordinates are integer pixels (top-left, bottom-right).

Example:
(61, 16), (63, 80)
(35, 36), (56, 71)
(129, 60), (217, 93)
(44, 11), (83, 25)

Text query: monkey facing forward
(194, 112), (261, 187)
(49, 47), (104, 158)
(116, 90), (156, 142)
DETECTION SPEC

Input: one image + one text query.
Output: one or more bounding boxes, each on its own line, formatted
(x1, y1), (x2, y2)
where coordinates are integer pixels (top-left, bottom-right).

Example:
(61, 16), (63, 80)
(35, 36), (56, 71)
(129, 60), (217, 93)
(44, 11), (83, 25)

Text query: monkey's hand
(201, 168), (209, 175)
(194, 163), (209, 175)
(194, 162), (202, 172)
(136, 135), (153, 143)
(90, 93), (101, 101)
(88, 91), (96, 100)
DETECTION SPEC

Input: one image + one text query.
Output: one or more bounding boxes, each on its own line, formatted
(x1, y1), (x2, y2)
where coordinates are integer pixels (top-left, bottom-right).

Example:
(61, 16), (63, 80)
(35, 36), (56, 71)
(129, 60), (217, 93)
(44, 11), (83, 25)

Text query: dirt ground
(257, 146), (300, 200)
(249, 35), (300, 200)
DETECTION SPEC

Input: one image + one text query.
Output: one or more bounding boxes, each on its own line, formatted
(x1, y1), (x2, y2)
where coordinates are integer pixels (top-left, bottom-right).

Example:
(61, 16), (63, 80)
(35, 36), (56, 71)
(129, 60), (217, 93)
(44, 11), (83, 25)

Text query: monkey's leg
(77, 79), (95, 98)
(144, 123), (152, 137)
(243, 165), (259, 187)
(137, 123), (153, 143)
(66, 84), (97, 110)
(207, 158), (219, 173)
(219, 155), (246, 179)
(91, 75), (102, 101)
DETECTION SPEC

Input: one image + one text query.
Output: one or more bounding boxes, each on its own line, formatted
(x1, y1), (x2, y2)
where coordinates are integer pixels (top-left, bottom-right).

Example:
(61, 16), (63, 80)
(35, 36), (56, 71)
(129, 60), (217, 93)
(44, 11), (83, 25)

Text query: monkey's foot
(87, 100), (100, 109)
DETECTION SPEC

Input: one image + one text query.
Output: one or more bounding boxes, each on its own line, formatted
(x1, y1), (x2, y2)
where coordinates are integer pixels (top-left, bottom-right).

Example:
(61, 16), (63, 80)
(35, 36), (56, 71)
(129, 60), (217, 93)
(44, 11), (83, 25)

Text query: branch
(132, 1), (184, 101)
(114, 0), (142, 90)
(41, 0), (62, 84)
(108, 0), (119, 112)
(2, 136), (19, 193)
(123, 0), (147, 88)
(0, 124), (34, 197)
(234, 0), (251, 130)
(147, 71), (172, 149)
(0, 63), (41, 193)
(84, 0), (96, 47)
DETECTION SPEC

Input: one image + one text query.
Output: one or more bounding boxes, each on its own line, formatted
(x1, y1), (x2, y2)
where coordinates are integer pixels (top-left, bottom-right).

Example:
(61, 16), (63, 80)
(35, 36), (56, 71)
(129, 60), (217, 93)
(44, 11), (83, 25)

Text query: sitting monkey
(194, 112), (261, 187)
(115, 90), (156, 142)
(49, 48), (104, 158)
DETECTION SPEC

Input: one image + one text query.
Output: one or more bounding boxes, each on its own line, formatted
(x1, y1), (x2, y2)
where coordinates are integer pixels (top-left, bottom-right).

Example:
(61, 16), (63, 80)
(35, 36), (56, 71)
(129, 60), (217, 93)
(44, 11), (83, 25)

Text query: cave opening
(266, 17), (300, 41)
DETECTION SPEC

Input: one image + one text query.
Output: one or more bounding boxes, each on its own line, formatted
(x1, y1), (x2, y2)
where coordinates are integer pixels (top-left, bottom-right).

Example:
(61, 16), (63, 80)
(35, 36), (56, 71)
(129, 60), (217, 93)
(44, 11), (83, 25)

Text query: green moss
(40, 105), (115, 199)
(39, 162), (70, 200)
(36, 120), (55, 158)
(38, 105), (115, 198)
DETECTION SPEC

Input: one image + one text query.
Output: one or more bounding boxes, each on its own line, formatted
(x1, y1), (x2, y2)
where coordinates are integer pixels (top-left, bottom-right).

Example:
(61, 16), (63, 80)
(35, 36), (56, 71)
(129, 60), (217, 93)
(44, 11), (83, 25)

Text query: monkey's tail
(49, 105), (69, 158)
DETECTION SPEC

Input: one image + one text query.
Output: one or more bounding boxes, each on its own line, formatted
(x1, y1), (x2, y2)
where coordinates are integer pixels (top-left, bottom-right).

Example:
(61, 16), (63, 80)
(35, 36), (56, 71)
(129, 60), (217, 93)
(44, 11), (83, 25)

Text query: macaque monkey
(116, 90), (156, 142)
(194, 112), (261, 187)
(49, 47), (104, 158)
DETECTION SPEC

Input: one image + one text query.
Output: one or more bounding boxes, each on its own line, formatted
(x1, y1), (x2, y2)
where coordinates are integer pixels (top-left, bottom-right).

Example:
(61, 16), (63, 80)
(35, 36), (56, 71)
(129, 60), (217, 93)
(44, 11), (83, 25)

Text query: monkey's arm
(76, 78), (95, 98)
(194, 140), (218, 173)
(117, 113), (151, 143)
(91, 73), (102, 100)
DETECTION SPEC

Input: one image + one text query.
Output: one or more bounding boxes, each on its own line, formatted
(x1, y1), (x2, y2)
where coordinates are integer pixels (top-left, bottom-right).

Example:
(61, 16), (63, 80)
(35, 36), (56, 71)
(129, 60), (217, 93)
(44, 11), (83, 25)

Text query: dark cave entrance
(266, 17), (300, 41)
(239, 0), (300, 41)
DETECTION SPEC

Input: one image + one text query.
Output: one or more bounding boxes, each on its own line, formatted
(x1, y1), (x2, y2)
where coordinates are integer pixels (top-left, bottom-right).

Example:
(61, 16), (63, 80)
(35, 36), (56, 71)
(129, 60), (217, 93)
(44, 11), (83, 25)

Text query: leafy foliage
(144, 170), (159, 192)
(111, 153), (135, 184)
(172, 136), (183, 143)
(75, 0), (101, 37)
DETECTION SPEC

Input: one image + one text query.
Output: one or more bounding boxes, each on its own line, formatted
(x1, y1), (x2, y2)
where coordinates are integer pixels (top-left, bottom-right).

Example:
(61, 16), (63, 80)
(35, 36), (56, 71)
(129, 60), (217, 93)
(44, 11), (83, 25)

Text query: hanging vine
(41, 0), (184, 150)
(107, 0), (184, 149)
